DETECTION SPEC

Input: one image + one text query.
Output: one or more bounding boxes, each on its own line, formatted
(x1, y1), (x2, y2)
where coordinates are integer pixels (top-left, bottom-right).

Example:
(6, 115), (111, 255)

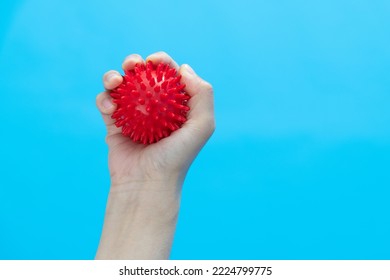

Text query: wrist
(107, 177), (183, 221)
(109, 167), (185, 191)
(96, 178), (183, 259)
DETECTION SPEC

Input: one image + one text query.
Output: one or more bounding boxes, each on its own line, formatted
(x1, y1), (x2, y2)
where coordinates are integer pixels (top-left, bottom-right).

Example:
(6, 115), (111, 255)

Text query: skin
(95, 52), (215, 259)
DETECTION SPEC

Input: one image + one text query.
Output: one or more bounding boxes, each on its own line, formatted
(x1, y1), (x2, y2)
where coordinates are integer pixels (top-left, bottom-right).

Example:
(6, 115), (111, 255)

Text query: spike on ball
(109, 61), (190, 145)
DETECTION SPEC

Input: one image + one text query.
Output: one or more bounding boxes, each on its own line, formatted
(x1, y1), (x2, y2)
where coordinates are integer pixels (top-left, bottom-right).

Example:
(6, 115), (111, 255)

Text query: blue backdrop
(1, 0), (389, 259)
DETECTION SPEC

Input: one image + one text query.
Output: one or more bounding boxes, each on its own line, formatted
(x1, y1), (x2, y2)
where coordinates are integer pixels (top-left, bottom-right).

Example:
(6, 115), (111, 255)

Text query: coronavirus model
(109, 61), (190, 144)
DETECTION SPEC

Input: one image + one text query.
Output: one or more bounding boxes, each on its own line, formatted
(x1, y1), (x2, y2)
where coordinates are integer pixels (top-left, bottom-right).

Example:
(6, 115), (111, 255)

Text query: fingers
(96, 91), (121, 135)
(98, 53), (214, 146)
(179, 64), (212, 98)
(179, 64), (215, 136)
(103, 70), (123, 90)
(105, 54), (144, 90)
(96, 91), (115, 115)
(121, 52), (179, 71)
(146, 51), (179, 71)
(158, 63), (214, 166)
(122, 54), (144, 71)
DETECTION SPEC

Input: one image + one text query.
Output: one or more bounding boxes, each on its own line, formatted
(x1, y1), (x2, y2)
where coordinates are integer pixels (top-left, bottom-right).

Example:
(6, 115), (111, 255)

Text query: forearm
(95, 179), (182, 260)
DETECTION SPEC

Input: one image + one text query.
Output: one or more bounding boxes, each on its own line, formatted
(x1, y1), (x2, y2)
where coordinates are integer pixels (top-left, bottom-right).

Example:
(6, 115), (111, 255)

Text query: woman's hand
(95, 52), (215, 259)
(96, 51), (215, 189)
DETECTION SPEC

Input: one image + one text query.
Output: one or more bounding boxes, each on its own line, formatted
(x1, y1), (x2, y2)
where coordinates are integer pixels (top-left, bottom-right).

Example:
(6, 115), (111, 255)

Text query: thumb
(179, 64), (215, 140)
(96, 92), (121, 136)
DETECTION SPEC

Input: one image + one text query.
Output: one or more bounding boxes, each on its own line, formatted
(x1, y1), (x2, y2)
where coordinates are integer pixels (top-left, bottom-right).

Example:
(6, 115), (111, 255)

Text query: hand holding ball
(110, 61), (190, 144)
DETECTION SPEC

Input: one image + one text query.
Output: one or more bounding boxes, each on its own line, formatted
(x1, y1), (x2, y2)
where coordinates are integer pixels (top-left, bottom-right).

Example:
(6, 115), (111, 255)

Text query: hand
(96, 52), (215, 188)
(95, 52), (215, 259)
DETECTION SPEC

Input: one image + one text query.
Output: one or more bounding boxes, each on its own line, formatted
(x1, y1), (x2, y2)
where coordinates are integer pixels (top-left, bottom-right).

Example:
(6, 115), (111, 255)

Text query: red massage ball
(110, 61), (190, 144)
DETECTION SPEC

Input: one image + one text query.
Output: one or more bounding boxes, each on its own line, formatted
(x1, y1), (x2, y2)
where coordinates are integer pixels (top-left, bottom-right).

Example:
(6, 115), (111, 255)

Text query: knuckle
(104, 70), (114, 77)
(105, 129), (118, 145)
(123, 54), (141, 64)
(96, 93), (103, 106)
(201, 81), (214, 94)
(105, 134), (113, 145)
(210, 118), (216, 133)
(103, 70), (115, 82)
(206, 117), (216, 136)
(128, 53), (142, 59)
(156, 51), (169, 57)
(198, 115), (216, 137)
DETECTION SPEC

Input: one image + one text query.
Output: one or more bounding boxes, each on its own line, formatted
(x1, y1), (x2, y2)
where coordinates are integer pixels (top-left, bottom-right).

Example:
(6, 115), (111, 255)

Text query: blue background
(1, 0), (389, 259)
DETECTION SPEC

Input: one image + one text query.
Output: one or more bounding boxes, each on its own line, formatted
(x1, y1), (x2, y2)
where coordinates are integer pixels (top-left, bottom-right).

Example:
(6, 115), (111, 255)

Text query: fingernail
(102, 98), (113, 110)
(106, 73), (118, 82)
(185, 64), (195, 75)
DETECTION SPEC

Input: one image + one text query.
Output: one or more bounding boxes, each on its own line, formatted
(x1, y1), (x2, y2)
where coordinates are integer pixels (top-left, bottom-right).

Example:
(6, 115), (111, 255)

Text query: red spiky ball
(109, 61), (190, 144)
